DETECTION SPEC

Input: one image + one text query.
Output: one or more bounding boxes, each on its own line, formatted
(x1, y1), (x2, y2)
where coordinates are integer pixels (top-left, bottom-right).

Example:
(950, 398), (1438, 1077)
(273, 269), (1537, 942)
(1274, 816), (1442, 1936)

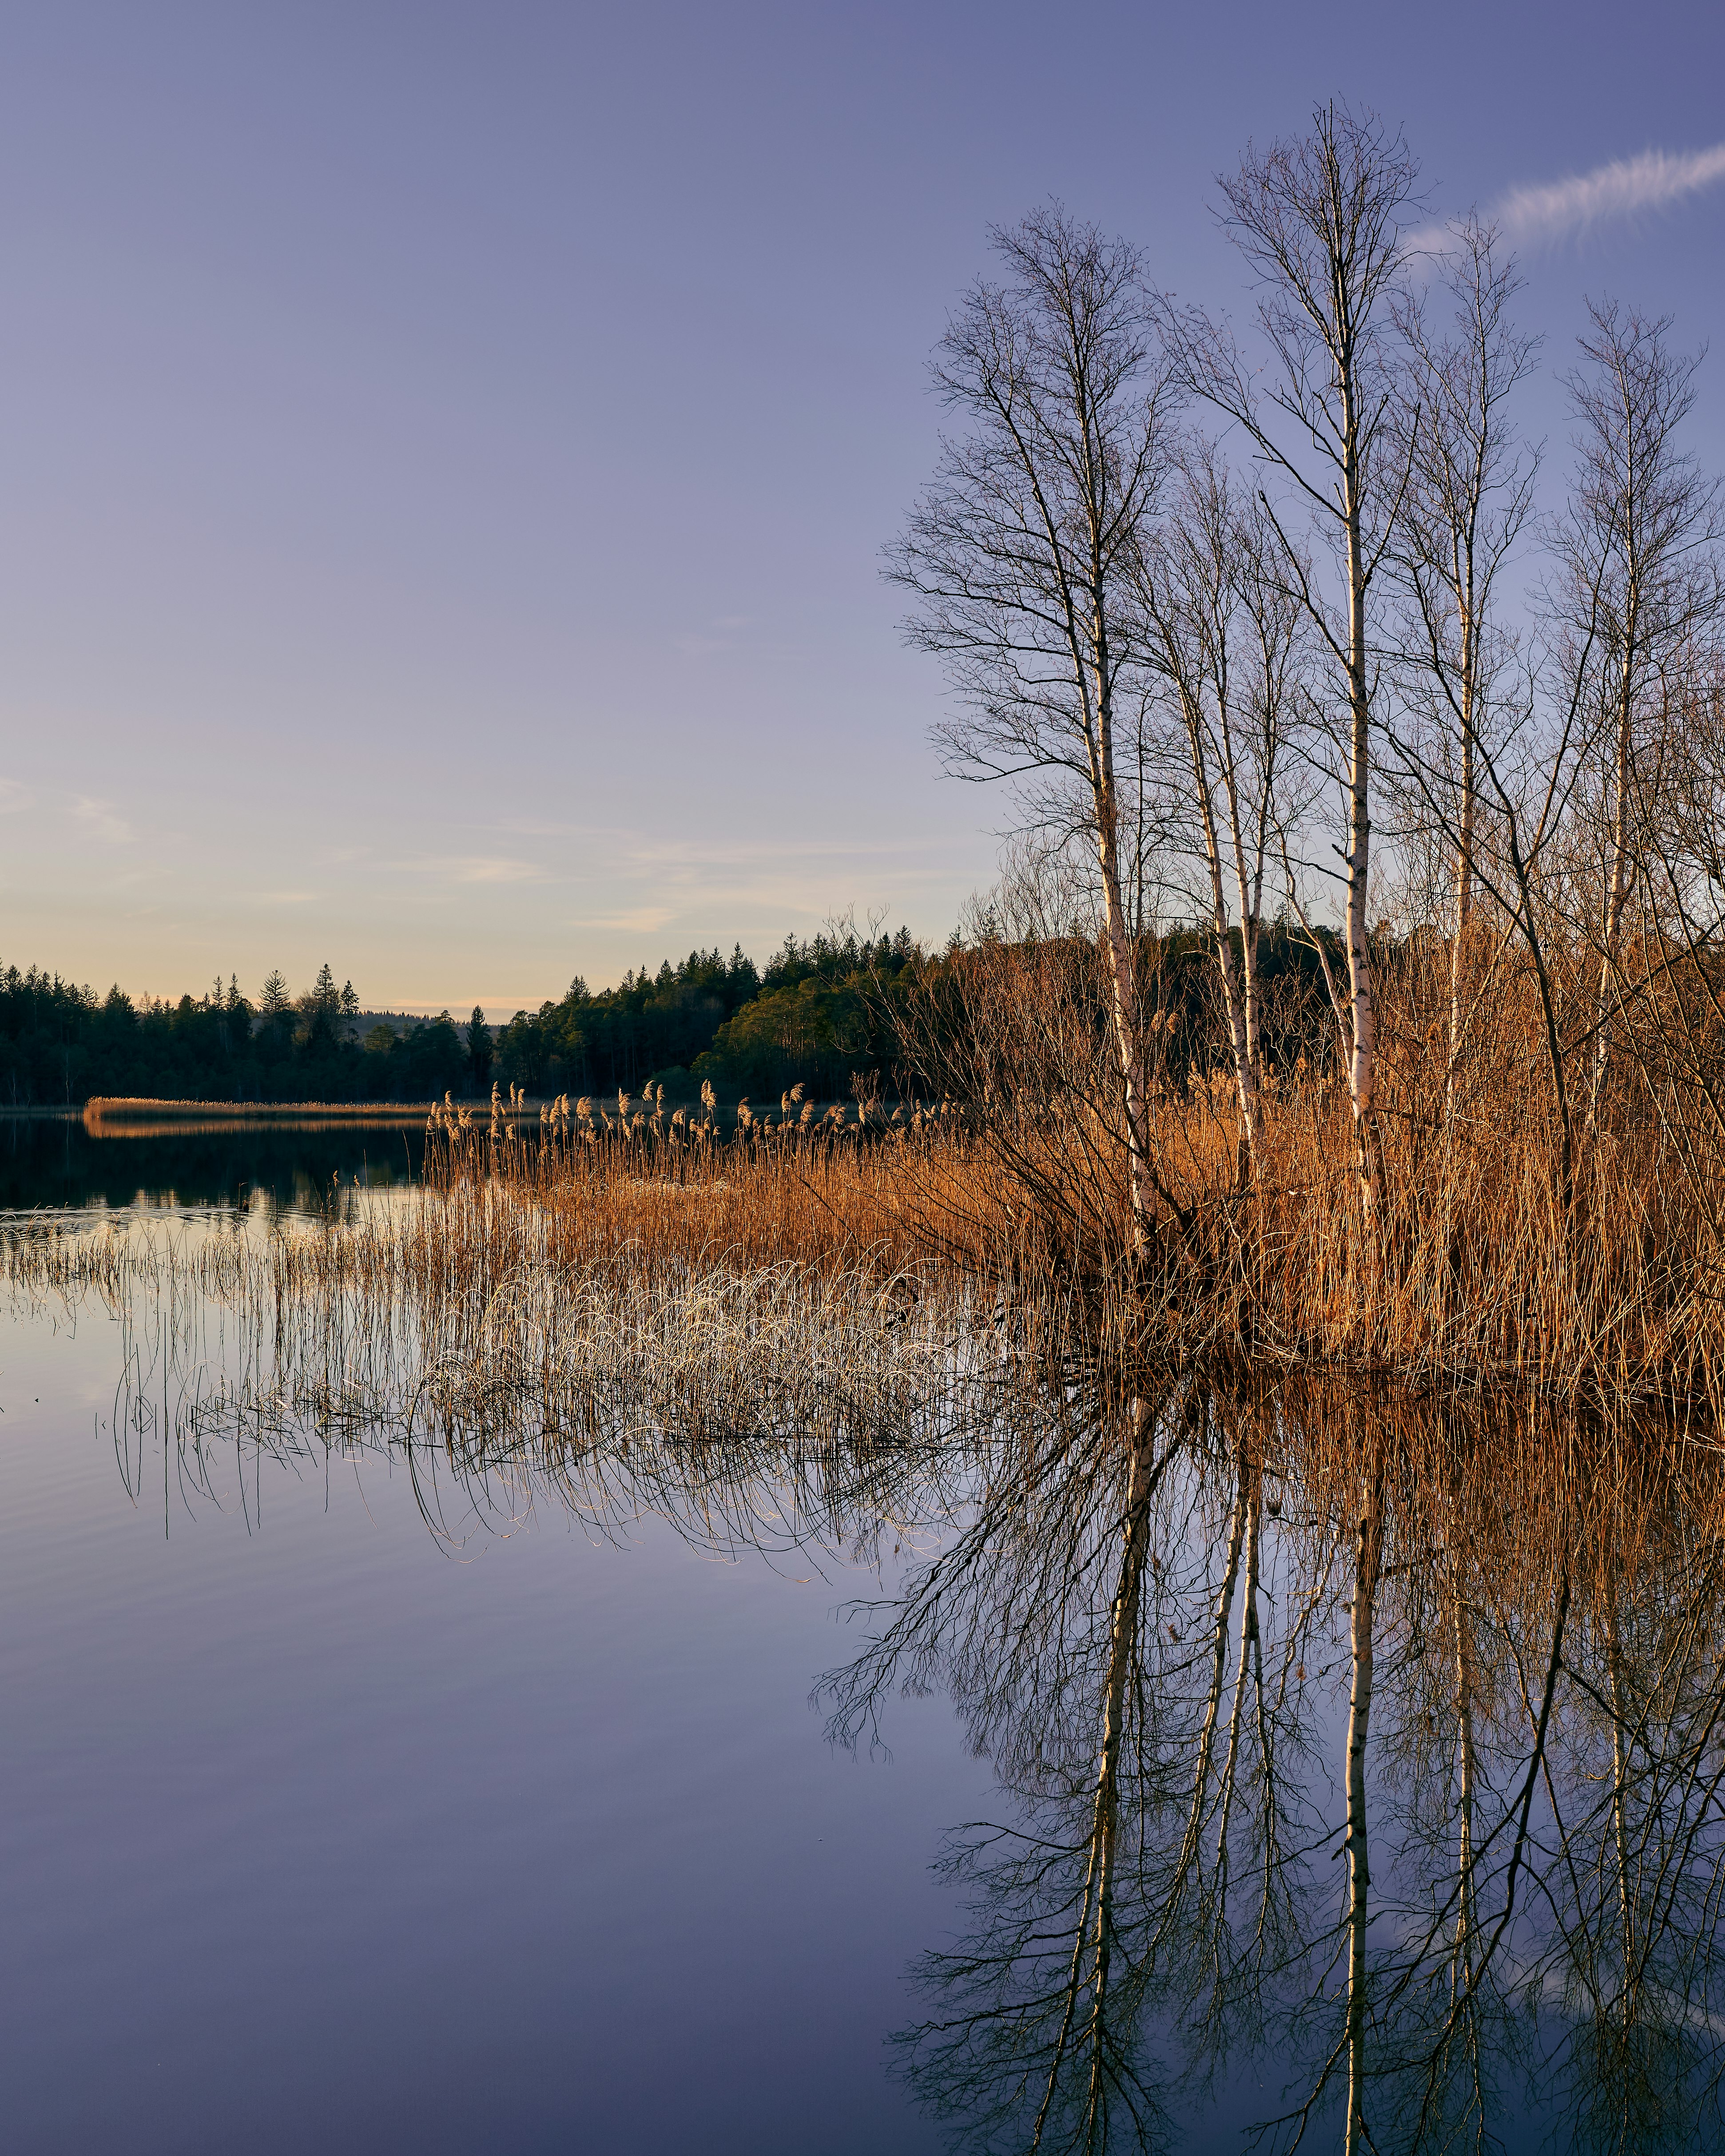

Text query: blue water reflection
(0, 1147), (992, 2155)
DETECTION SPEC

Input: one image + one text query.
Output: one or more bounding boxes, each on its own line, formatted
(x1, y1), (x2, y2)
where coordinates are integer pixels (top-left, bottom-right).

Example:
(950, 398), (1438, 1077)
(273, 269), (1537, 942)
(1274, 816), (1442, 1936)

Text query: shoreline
(79, 1097), (517, 1129)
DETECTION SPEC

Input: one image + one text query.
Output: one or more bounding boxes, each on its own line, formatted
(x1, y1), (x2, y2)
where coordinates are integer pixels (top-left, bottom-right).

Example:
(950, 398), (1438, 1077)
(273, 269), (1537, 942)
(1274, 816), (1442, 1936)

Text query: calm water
(0, 1114), (424, 1216)
(3, 1125), (1718, 2151)
(2, 1126), (1000, 2154)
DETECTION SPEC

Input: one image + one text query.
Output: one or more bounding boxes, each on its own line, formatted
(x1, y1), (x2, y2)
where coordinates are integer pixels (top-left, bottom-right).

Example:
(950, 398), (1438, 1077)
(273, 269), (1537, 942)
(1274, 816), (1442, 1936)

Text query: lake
(2, 1123), (1714, 2152)
(0, 1113), (425, 1217)
(3, 1124), (1007, 2155)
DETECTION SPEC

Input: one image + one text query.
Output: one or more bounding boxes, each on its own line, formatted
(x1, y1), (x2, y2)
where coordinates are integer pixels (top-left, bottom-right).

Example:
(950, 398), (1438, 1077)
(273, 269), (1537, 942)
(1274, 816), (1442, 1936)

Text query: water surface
(5, 1128), (1721, 2152)
(2, 1129), (990, 2154)
(0, 1113), (423, 1216)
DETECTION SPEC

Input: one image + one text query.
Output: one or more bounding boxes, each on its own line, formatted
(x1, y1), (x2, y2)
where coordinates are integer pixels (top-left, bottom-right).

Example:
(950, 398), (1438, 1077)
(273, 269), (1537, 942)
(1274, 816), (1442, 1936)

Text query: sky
(2, 1), (1722, 1018)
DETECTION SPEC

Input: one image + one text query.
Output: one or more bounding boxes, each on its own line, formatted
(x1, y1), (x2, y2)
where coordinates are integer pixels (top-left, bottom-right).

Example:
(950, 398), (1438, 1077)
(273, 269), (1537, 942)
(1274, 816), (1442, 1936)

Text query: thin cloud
(1495, 141), (1725, 246)
(71, 796), (135, 845)
(623, 834), (950, 872)
(568, 905), (676, 934)
(386, 854), (545, 886)
(450, 856), (541, 885)
(494, 818), (616, 840)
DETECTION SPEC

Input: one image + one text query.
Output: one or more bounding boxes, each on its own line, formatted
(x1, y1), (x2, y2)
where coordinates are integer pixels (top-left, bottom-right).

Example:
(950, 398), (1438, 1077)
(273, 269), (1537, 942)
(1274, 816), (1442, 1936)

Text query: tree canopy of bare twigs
(1160, 101), (1423, 1220)
(887, 203), (1177, 1254)
(1544, 299), (1725, 1133)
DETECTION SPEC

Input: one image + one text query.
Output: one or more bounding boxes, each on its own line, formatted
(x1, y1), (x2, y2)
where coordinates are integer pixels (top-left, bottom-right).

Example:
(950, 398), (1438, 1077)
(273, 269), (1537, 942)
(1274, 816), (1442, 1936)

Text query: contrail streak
(1495, 141), (1725, 243)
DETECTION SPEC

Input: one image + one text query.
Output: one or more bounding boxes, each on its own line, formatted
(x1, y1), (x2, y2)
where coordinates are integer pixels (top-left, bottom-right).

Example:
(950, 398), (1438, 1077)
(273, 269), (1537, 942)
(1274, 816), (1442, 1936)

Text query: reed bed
(413, 1082), (984, 1279)
(387, 1079), (1725, 1410)
(1, 1184), (1030, 1484)
(968, 1083), (1725, 1413)
(20, 1009), (1725, 1422)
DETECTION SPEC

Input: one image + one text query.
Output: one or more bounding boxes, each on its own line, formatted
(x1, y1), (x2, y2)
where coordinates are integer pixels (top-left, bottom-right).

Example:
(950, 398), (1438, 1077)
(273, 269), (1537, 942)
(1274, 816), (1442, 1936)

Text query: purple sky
(3, 1), (1722, 1016)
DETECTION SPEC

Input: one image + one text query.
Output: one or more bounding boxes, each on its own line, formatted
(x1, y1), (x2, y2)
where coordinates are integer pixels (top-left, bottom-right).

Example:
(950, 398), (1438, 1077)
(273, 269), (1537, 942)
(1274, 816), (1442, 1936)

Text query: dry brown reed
(32, 917), (1725, 1424)
(0, 1191), (1037, 1572)
(889, 925), (1725, 1415)
(421, 1088), (982, 1282)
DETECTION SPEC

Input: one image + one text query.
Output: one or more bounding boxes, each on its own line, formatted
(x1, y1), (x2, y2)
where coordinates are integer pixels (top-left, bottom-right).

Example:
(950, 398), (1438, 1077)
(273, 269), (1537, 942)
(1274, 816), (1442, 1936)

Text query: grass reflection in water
(10, 1208), (1725, 2155)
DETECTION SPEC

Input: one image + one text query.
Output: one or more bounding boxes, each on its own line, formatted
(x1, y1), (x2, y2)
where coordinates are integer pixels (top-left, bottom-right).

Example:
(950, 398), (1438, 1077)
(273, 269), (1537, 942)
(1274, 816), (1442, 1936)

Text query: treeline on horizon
(0, 921), (1342, 1109)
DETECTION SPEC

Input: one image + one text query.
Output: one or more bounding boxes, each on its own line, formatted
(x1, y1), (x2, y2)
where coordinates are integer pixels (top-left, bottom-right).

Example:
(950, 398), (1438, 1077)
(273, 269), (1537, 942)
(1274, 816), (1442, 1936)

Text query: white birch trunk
(1589, 622), (1639, 1137)
(1342, 453), (1381, 1223)
(1448, 603), (1477, 1115)
(1219, 719), (1266, 1173)
(1091, 605), (1155, 1256)
(1178, 683), (1261, 1184)
(1097, 806), (1154, 1254)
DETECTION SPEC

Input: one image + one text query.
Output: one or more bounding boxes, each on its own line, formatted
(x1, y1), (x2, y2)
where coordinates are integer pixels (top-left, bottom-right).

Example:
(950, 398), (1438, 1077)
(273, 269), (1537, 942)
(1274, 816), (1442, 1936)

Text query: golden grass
(19, 1092), (1720, 1414)
(864, 929), (1725, 1414)
(383, 1067), (1725, 1412)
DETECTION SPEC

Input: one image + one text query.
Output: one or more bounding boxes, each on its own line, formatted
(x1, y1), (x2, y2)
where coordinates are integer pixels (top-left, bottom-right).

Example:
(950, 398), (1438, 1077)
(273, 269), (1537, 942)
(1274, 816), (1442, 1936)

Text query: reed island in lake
(11, 102), (1725, 2156)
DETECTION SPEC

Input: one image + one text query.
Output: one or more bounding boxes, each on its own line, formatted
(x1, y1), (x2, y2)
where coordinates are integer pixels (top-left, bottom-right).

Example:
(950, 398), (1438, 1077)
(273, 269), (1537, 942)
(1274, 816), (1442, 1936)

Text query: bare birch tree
(1161, 103), (1420, 1220)
(1545, 300), (1723, 1136)
(887, 205), (1176, 1259)
(1137, 446), (1307, 1183)
(1389, 218), (1541, 1106)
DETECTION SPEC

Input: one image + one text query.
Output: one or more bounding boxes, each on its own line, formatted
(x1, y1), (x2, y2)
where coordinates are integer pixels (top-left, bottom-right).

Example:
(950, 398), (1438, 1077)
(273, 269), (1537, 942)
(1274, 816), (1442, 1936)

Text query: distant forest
(0, 933), (927, 1107)
(0, 923), (1347, 1109)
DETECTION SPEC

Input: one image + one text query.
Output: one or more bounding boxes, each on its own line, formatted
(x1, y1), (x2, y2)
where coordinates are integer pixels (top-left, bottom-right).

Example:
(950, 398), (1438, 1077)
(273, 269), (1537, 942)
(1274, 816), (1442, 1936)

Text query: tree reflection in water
(816, 1378), (1725, 2153)
(112, 1291), (1725, 2152)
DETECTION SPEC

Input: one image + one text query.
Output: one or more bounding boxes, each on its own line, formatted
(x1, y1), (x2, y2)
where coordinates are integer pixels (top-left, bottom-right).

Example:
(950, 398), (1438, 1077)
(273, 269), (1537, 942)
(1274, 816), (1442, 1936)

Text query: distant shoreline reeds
(81, 1096), (511, 1130)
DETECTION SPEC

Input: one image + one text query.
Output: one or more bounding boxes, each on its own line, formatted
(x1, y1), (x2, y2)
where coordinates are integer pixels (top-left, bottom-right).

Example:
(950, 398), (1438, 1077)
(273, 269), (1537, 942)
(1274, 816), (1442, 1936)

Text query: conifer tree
(468, 1005), (492, 1089)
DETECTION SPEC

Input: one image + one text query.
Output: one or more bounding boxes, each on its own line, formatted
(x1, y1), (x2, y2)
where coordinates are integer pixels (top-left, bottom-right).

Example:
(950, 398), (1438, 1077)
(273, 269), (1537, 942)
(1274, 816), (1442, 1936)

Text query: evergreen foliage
(0, 965), (471, 1105)
(0, 924), (1342, 1106)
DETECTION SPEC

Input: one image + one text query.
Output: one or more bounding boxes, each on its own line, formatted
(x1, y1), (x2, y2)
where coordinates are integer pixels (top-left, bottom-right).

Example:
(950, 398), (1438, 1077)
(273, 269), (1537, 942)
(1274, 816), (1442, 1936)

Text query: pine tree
(468, 1006), (493, 1089)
